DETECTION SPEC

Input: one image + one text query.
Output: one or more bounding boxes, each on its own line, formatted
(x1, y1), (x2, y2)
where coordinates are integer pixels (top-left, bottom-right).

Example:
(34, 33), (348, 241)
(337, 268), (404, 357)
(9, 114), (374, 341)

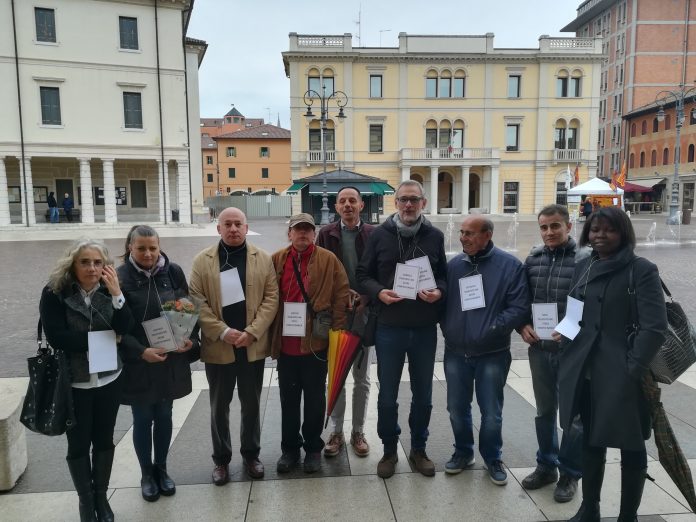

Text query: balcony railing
(306, 150), (338, 163)
(401, 147), (495, 161)
(553, 149), (583, 163)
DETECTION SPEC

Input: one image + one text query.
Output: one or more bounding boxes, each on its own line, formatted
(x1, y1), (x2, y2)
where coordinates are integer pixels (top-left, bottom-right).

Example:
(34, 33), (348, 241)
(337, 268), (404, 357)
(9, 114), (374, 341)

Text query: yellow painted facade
(283, 33), (604, 215)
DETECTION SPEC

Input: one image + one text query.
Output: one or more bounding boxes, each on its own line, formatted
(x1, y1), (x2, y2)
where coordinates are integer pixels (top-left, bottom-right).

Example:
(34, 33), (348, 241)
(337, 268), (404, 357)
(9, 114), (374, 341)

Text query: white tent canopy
(567, 177), (624, 195)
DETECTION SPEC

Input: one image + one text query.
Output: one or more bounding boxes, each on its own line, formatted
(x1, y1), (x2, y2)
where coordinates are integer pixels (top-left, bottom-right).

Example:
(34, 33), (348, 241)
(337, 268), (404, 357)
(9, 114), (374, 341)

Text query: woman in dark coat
(558, 207), (667, 521)
(117, 225), (199, 502)
(40, 239), (133, 522)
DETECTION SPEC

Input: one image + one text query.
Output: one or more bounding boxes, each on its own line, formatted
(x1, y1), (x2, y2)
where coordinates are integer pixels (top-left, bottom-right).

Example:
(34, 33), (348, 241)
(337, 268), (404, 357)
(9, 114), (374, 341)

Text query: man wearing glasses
(441, 215), (529, 486)
(356, 180), (447, 479)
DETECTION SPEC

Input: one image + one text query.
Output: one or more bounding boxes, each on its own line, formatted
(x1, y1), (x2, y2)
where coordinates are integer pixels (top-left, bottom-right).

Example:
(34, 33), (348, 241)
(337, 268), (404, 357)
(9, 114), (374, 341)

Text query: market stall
(567, 177), (624, 218)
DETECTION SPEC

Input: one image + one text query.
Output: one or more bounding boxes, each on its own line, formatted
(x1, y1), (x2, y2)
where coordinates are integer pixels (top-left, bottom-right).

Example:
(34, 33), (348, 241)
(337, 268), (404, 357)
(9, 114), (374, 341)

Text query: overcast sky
(187, 0), (583, 128)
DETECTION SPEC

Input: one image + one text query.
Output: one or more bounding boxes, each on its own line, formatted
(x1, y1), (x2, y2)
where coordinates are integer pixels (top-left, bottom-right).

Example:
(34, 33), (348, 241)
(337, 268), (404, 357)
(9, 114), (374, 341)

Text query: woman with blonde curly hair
(40, 239), (134, 522)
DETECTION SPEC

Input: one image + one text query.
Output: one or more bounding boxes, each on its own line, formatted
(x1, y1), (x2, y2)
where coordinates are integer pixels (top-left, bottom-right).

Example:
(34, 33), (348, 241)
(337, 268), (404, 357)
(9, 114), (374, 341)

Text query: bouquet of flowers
(161, 297), (200, 350)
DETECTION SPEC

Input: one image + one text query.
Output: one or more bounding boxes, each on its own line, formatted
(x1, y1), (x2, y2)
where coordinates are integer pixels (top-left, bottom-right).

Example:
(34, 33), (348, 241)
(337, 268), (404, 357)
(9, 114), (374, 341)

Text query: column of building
(157, 159), (165, 223)
(489, 165), (500, 214)
(429, 166), (439, 215)
(0, 157), (10, 226)
(177, 160), (192, 224)
(102, 159), (117, 224)
(460, 166), (470, 215)
(79, 158), (95, 224)
(21, 157), (36, 226)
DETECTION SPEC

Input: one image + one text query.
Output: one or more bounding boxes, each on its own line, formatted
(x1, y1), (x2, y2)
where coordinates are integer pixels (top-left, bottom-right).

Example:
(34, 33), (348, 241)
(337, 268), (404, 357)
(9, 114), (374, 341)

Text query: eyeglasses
(78, 259), (104, 268)
(396, 196), (423, 205)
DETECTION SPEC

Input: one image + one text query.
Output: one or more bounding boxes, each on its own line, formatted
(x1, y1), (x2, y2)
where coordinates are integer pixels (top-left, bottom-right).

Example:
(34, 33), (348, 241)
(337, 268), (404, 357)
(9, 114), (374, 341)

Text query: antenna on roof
(354, 4), (361, 46)
(265, 107), (271, 124)
(277, 113), (281, 127)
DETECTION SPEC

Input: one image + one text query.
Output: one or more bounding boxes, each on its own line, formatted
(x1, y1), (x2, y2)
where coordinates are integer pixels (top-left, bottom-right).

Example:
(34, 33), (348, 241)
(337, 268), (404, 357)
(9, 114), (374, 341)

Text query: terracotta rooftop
(201, 135), (216, 149)
(215, 124), (290, 140)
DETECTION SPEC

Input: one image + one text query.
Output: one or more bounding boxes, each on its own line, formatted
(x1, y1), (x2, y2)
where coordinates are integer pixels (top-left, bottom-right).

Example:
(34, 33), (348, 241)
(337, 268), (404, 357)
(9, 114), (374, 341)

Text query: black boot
(66, 456), (98, 522)
(92, 448), (115, 522)
(154, 463), (176, 496)
(617, 467), (647, 521)
(140, 463), (160, 502)
(569, 448), (605, 522)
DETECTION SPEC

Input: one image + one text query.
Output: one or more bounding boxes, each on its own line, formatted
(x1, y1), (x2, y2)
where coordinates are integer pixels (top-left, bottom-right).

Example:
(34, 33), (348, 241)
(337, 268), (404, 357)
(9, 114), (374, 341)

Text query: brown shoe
(350, 432), (370, 457)
(324, 432), (345, 457)
(211, 464), (229, 486)
(409, 449), (435, 477)
(243, 457), (265, 479)
(377, 453), (398, 479)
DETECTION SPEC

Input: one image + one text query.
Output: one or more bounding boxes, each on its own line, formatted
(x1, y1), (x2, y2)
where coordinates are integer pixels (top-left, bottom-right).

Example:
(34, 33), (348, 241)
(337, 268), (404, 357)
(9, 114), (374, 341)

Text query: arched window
(629, 152), (635, 168)
(452, 119), (465, 148)
(554, 119), (567, 149)
(453, 70), (466, 98)
(425, 69), (465, 99)
(554, 118), (580, 150)
(630, 123), (636, 137)
(663, 147), (670, 165)
(556, 69), (569, 97)
(639, 151), (645, 167)
(568, 119), (580, 149)
(425, 69), (438, 98)
(570, 69), (583, 97)
(650, 149), (657, 166)
(652, 118), (659, 132)
(439, 70), (452, 98)
(665, 114), (672, 130)
(641, 120), (647, 135)
(425, 119), (438, 149)
(689, 144), (695, 162)
(438, 120), (452, 148)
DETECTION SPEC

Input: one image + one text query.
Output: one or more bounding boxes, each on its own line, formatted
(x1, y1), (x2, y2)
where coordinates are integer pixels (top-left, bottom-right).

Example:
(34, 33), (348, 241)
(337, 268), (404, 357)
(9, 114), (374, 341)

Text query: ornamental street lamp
(655, 84), (696, 225)
(303, 85), (348, 225)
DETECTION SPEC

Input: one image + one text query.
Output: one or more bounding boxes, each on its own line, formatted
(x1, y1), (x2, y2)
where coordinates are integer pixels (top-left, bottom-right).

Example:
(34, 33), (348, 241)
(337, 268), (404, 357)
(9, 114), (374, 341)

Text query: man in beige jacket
(189, 207), (278, 484)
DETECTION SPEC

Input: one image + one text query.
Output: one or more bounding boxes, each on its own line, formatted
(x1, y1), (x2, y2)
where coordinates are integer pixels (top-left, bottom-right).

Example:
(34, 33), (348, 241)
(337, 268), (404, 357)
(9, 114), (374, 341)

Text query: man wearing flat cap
(270, 213), (351, 474)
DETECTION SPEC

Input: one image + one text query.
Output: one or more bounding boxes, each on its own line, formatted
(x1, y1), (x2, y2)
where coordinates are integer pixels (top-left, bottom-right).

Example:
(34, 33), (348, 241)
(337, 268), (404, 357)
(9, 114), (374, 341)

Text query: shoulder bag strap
(627, 258), (639, 330)
(291, 256), (312, 309)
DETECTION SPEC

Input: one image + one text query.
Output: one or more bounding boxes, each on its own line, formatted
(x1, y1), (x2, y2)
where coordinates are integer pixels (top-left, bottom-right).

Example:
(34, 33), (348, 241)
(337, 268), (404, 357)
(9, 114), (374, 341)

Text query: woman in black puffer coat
(117, 225), (199, 503)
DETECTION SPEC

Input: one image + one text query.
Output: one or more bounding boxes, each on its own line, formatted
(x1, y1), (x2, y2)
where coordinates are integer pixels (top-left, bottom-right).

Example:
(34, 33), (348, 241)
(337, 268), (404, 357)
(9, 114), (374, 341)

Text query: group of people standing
(39, 179), (667, 522)
(47, 192), (74, 223)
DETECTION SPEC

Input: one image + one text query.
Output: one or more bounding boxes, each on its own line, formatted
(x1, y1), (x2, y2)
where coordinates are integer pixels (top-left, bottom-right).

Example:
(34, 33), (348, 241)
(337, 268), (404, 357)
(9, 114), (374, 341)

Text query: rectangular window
(369, 75), (382, 98)
(554, 127), (566, 150)
(556, 77), (568, 97)
(308, 129), (335, 151)
(228, 168), (235, 179)
(259, 147), (270, 158)
(119, 16), (138, 50)
(556, 182), (568, 206)
(507, 75), (521, 98)
(453, 77), (465, 98)
(206, 173), (213, 183)
(503, 182), (519, 213)
(570, 77), (581, 97)
(261, 168), (269, 179)
(425, 78), (437, 98)
(505, 124), (520, 151)
(369, 124), (383, 152)
(567, 128), (578, 149)
(425, 128), (437, 149)
(206, 156), (213, 165)
(40, 86), (61, 125)
(130, 180), (147, 208)
(35, 7), (56, 43)
(438, 78), (451, 98)
(226, 147), (236, 157)
(308, 76), (334, 95)
(438, 129), (451, 148)
(123, 92), (142, 129)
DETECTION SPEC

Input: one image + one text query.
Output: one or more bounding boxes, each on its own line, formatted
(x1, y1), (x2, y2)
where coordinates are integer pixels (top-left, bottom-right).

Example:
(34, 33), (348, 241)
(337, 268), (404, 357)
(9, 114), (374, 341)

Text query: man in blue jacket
(441, 215), (529, 486)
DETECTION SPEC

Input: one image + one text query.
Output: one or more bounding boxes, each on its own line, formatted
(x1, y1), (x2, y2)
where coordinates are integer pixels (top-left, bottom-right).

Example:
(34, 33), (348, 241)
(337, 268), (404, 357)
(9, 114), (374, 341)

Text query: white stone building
(0, 0), (206, 226)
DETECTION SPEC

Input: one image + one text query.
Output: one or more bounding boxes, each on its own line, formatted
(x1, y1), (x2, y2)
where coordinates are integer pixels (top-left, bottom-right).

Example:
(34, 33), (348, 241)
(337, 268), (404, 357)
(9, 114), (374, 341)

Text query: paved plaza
(1, 216), (695, 521)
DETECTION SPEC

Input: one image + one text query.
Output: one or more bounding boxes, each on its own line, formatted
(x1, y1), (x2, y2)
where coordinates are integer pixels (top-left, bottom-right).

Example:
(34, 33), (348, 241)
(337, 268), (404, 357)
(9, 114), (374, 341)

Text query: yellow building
(283, 32), (604, 215)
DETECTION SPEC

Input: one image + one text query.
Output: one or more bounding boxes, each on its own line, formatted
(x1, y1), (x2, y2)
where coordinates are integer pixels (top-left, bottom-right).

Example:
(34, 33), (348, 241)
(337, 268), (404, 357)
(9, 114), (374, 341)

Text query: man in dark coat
(518, 204), (583, 503)
(357, 180), (447, 479)
(48, 191), (59, 223)
(62, 193), (74, 222)
(316, 186), (375, 458)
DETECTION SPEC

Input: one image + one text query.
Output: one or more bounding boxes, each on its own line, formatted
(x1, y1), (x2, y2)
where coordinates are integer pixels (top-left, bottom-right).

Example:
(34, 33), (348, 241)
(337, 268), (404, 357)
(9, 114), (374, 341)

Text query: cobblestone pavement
(1, 216), (695, 377)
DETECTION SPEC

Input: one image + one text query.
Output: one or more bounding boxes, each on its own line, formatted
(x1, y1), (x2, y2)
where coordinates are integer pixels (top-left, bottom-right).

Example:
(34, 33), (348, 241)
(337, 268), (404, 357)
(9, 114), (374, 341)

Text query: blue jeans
(528, 348), (583, 479)
(49, 207), (59, 223)
(444, 349), (511, 464)
(375, 324), (436, 454)
(131, 400), (173, 469)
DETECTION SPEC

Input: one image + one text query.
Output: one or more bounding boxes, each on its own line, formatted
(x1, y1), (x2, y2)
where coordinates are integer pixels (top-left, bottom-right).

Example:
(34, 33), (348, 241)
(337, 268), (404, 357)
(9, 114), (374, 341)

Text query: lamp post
(655, 84), (696, 224)
(303, 85), (348, 225)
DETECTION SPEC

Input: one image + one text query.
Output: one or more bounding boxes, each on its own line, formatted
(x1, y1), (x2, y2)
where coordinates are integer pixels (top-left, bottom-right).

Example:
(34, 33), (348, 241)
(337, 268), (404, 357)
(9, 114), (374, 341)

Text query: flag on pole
(617, 161), (626, 187)
(610, 170), (618, 191)
(574, 164), (580, 186)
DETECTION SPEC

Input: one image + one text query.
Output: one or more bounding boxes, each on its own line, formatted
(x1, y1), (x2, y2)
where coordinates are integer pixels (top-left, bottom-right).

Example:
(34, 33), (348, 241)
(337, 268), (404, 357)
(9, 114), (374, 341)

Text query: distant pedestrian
(62, 193), (74, 222)
(48, 192), (59, 223)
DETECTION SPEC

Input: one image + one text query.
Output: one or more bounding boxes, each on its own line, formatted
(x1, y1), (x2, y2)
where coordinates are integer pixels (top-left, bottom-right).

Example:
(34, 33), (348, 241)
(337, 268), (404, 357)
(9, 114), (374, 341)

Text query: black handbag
(20, 319), (76, 435)
(628, 262), (696, 384)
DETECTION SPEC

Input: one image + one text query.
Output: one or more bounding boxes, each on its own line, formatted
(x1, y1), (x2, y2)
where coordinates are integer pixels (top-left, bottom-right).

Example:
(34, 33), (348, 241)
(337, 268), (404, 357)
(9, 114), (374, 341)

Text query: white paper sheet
(220, 267), (245, 307)
(142, 316), (179, 353)
(405, 256), (437, 291)
(554, 296), (584, 340)
(88, 330), (118, 373)
(392, 263), (420, 300)
(458, 274), (486, 311)
(532, 303), (559, 341)
(282, 302), (307, 337)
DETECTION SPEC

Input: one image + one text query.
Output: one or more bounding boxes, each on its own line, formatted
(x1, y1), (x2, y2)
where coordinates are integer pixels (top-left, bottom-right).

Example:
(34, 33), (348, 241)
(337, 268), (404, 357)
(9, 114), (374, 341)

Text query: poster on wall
(34, 186), (48, 203)
(94, 187), (104, 206)
(8, 186), (21, 203)
(115, 187), (127, 205)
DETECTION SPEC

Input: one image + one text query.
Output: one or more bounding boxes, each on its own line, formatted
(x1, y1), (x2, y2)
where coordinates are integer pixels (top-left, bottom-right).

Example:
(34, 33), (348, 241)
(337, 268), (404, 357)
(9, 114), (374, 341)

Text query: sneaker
(554, 474), (578, 503)
(324, 432), (345, 457)
(487, 460), (508, 486)
(521, 466), (559, 490)
(303, 452), (322, 474)
(409, 449), (435, 477)
(377, 453), (398, 479)
(444, 453), (475, 475)
(276, 451), (300, 474)
(350, 432), (370, 457)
